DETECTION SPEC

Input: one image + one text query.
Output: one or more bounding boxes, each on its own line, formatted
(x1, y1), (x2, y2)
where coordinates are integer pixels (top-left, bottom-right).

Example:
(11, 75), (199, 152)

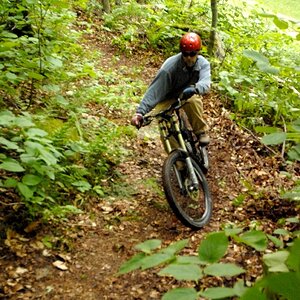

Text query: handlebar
(142, 98), (186, 127)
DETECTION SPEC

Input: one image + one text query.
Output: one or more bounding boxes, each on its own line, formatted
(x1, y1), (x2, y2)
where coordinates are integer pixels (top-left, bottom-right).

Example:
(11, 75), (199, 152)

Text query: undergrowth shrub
(0, 109), (81, 219)
(119, 227), (300, 300)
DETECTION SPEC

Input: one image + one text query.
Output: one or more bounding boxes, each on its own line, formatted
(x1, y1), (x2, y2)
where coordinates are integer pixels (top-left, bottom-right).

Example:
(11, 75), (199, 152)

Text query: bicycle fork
(159, 117), (199, 192)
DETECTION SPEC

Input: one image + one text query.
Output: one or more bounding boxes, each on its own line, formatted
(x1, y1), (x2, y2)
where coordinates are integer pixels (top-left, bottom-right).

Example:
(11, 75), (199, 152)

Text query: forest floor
(0, 23), (299, 300)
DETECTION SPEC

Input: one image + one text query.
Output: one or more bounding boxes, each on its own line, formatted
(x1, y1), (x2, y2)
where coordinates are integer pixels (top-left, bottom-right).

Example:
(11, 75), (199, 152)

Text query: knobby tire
(162, 150), (212, 229)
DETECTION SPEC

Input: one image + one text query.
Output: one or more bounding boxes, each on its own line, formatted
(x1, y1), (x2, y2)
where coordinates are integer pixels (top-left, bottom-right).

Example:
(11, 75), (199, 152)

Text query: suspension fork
(159, 115), (199, 190)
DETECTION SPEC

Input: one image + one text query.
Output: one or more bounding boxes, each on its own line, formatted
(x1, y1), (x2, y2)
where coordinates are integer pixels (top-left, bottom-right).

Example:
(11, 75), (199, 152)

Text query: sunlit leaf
(118, 253), (145, 274)
(243, 50), (269, 64)
(17, 182), (33, 199)
(236, 230), (267, 251)
(200, 287), (236, 299)
(22, 174), (42, 186)
(161, 239), (189, 255)
(204, 263), (245, 277)
(0, 161), (25, 172)
(141, 253), (173, 270)
(263, 251), (289, 272)
(0, 137), (19, 150)
(162, 288), (198, 300)
(198, 232), (228, 264)
(135, 239), (161, 254)
(261, 132), (286, 145)
(273, 17), (289, 30)
(159, 264), (203, 281)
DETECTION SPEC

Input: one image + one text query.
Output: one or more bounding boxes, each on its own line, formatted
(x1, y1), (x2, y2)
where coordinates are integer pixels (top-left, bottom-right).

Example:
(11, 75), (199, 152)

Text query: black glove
(181, 87), (197, 100)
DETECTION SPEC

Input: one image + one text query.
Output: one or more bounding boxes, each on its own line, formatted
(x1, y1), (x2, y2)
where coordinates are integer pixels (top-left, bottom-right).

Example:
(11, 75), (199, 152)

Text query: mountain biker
(131, 32), (211, 145)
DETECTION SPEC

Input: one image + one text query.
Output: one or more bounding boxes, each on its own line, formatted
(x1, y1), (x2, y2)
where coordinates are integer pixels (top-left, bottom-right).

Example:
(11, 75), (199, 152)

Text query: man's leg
(183, 95), (209, 144)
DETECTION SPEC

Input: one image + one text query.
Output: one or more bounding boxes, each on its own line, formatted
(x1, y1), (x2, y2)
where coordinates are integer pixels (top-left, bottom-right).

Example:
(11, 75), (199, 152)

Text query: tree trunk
(208, 0), (218, 55)
(102, 0), (111, 13)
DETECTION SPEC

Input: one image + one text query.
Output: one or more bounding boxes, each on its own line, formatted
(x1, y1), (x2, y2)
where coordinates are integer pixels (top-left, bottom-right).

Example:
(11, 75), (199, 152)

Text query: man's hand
(181, 87), (197, 100)
(131, 113), (144, 129)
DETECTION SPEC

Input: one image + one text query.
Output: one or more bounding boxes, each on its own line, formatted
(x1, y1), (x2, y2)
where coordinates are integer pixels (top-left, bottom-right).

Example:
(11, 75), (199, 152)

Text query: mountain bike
(142, 98), (212, 229)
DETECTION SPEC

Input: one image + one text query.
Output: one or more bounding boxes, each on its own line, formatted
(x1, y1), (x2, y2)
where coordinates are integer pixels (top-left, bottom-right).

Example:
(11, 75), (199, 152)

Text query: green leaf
(0, 110), (14, 126)
(265, 272), (300, 300)
(204, 263), (245, 277)
(47, 56), (63, 68)
(243, 50), (269, 64)
(286, 238), (300, 272)
(198, 231), (228, 264)
(0, 137), (19, 150)
(282, 187), (300, 201)
(267, 234), (284, 248)
(17, 182), (33, 199)
(28, 72), (44, 80)
(236, 230), (267, 251)
(0, 161), (25, 172)
(239, 286), (267, 300)
(27, 128), (48, 137)
(71, 180), (91, 192)
(134, 239), (161, 254)
(162, 288), (198, 300)
(200, 287), (236, 299)
(159, 264), (203, 281)
(161, 239), (189, 255)
(6, 72), (17, 81)
(255, 126), (279, 134)
(286, 217), (299, 223)
(233, 280), (247, 297)
(256, 62), (279, 75)
(176, 256), (202, 265)
(273, 17), (289, 30)
(273, 228), (290, 235)
(39, 148), (58, 165)
(3, 178), (18, 188)
(118, 252), (145, 275)
(224, 227), (243, 236)
(263, 251), (289, 272)
(141, 253), (173, 270)
(262, 132), (287, 145)
(14, 116), (34, 127)
(22, 174), (42, 186)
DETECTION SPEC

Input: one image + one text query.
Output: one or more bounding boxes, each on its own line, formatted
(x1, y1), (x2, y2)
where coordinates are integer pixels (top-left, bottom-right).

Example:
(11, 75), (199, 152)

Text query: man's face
(182, 51), (198, 68)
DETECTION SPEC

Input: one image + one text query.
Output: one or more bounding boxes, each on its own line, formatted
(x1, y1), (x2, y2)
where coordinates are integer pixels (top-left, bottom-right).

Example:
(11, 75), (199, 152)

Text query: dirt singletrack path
(1, 26), (298, 300)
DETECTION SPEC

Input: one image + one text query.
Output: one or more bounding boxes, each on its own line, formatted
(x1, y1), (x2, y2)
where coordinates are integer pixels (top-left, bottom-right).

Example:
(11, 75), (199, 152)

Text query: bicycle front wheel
(162, 150), (212, 229)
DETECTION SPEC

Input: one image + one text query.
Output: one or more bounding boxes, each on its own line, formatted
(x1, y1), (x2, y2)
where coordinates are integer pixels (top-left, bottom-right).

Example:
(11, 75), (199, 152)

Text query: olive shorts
(148, 94), (208, 135)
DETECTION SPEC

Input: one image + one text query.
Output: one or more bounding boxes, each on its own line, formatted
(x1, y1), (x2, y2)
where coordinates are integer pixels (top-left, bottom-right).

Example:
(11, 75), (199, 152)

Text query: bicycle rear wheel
(162, 150), (212, 229)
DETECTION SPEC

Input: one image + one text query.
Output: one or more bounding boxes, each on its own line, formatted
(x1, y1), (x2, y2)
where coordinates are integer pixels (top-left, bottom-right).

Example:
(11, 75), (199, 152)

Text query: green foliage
(0, 109), (77, 218)
(103, 0), (210, 55)
(119, 230), (300, 299)
(0, 0), (84, 107)
(216, 3), (300, 133)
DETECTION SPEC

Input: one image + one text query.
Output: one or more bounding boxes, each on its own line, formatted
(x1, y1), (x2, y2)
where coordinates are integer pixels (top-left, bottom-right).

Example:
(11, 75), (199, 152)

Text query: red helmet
(179, 32), (201, 52)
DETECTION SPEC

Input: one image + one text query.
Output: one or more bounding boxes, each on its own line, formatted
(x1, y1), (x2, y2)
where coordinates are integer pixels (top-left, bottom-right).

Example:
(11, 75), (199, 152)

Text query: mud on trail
(1, 29), (299, 299)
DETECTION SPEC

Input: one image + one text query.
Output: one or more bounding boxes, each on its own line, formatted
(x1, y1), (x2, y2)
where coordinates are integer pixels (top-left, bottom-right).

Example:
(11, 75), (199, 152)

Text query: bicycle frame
(157, 110), (199, 191)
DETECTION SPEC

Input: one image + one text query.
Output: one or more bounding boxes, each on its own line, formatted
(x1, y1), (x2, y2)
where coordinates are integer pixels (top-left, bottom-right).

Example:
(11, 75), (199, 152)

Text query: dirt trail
(1, 27), (299, 300)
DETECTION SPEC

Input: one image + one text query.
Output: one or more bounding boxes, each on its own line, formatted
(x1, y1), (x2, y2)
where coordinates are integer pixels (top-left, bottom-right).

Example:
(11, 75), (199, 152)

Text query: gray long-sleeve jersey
(136, 53), (211, 115)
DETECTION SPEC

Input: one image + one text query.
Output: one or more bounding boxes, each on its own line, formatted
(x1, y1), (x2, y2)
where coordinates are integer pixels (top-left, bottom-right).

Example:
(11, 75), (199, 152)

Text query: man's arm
(136, 69), (171, 115)
(195, 58), (211, 95)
